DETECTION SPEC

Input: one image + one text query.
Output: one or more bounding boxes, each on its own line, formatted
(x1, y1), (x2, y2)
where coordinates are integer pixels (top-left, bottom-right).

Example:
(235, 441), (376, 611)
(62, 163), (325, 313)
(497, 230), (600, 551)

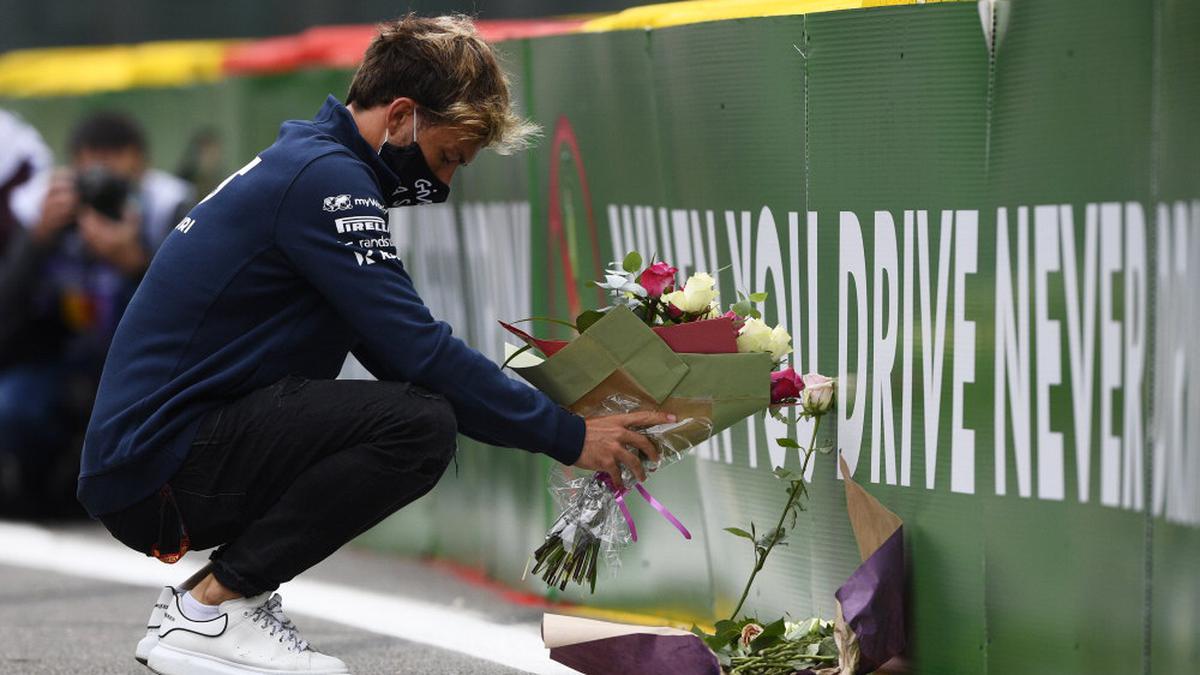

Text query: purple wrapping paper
(834, 526), (907, 674)
(550, 633), (721, 675)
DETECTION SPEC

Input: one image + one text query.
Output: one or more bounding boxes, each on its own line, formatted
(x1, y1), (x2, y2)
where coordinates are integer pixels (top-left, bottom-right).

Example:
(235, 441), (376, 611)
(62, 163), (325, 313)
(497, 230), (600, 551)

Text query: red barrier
(474, 18), (587, 41)
(222, 19), (585, 75)
(223, 25), (376, 74)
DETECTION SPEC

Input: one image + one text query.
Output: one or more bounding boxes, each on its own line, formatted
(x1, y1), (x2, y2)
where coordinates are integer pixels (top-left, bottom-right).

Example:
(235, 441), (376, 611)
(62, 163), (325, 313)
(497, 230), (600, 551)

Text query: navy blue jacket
(78, 96), (585, 517)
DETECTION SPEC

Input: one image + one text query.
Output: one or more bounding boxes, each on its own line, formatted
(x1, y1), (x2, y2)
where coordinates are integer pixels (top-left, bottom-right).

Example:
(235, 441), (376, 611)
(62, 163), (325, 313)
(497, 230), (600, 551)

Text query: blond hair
(347, 14), (539, 154)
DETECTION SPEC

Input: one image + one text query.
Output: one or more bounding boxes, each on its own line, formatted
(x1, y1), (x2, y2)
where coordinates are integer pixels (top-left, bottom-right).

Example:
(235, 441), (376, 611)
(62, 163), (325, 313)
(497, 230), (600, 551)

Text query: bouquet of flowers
(542, 382), (909, 675)
(502, 252), (796, 592)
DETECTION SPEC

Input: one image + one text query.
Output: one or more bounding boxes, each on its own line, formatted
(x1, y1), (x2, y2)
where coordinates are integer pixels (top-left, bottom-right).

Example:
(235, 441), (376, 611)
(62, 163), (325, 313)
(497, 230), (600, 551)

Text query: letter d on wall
(840, 211), (868, 478)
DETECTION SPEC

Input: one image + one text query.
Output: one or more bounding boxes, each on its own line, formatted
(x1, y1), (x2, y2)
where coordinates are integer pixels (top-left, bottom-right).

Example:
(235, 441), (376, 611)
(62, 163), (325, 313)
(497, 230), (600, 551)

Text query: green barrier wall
(4, 1), (1198, 672)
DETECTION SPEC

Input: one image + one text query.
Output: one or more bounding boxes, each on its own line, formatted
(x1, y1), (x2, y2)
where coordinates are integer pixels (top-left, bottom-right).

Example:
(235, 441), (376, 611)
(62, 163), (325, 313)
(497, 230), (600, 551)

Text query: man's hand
(31, 169), (78, 246)
(575, 411), (676, 490)
(78, 205), (148, 276)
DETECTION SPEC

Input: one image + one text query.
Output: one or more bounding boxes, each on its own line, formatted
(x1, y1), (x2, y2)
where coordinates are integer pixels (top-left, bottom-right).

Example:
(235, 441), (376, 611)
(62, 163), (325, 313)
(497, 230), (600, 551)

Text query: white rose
(736, 317), (772, 353)
(662, 272), (717, 313)
(767, 324), (792, 362)
(736, 318), (792, 362)
(800, 372), (836, 415)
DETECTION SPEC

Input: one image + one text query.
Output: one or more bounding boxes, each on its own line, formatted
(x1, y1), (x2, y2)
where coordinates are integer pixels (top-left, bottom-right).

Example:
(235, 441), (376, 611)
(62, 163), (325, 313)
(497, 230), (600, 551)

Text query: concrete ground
(0, 521), (572, 675)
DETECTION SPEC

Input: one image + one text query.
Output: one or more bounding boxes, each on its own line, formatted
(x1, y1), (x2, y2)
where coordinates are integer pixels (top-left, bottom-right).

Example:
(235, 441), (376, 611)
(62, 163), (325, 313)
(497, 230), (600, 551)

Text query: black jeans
(99, 376), (458, 597)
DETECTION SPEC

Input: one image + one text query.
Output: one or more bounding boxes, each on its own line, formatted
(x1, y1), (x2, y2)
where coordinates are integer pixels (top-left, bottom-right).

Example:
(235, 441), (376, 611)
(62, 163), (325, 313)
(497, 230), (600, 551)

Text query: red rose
(639, 261), (678, 298)
(722, 310), (745, 331)
(770, 367), (805, 404)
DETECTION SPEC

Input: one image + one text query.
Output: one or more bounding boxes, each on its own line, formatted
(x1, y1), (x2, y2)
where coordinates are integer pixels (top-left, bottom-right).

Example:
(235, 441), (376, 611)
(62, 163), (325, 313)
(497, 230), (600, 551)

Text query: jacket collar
(311, 94), (402, 201)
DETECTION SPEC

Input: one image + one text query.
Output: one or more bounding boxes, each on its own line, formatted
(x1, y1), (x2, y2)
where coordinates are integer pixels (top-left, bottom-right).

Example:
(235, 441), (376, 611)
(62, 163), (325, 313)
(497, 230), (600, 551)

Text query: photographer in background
(0, 111), (192, 515)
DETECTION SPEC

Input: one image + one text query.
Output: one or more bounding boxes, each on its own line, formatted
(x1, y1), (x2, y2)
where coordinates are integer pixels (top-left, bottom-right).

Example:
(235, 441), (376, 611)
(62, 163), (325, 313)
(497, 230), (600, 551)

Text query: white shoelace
(249, 594), (310, 652)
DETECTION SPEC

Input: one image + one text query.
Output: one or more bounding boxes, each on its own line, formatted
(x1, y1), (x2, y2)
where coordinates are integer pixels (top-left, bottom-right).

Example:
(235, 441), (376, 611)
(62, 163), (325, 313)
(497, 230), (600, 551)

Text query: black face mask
(378, 112), (450, 207)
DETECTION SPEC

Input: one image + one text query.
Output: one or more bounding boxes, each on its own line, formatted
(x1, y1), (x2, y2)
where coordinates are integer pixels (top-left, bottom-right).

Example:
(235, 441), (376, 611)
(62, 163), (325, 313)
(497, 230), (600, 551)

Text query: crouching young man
(78, 15), (668, 675)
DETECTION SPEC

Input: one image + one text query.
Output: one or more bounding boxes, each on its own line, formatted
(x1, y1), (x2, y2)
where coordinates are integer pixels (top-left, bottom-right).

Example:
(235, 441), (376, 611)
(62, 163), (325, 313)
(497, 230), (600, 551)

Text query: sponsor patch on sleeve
(324, 194), (386, 212)
(333, 215), (389, 234)
(323, 194), (353, 211)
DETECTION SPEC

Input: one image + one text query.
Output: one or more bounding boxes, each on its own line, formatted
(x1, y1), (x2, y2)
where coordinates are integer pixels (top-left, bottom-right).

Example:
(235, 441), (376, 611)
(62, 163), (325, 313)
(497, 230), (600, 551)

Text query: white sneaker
(136, 586), (178, 665)
(147, 592), (349, 674)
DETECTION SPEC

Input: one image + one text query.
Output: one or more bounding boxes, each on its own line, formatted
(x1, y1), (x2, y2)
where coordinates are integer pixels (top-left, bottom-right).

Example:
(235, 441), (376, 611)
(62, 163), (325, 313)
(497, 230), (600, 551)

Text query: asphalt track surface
(0, 521), (575, 675)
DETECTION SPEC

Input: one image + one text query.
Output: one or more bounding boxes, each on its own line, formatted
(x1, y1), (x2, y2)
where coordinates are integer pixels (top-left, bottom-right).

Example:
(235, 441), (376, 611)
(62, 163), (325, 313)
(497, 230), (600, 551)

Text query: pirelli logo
(334, 216), (389, 234)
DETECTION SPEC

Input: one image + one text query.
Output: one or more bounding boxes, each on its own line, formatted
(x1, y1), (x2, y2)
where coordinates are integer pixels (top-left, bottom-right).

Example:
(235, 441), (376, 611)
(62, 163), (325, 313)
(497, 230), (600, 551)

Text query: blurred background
(0, 0), (626, 49)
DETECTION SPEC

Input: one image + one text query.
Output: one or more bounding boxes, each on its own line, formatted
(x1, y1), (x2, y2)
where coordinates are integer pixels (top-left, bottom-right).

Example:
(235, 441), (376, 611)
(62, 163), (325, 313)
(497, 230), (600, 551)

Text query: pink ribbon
(596, 472), (692, 543)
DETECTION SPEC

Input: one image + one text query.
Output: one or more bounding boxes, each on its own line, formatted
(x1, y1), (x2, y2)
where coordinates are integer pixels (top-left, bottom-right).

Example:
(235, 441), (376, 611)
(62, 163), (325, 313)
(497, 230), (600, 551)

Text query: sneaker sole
(147, 642), (350, 675)
(136, 631), (158, 665)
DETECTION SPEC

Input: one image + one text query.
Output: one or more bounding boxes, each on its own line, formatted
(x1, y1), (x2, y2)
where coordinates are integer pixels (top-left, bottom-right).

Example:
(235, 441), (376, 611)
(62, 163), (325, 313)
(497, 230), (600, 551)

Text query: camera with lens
(75, 166), (131, 222)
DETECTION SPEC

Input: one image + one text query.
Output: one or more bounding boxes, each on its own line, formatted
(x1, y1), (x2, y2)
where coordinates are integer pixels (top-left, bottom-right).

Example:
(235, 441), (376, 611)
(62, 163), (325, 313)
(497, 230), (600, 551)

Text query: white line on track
(0, 521), (575, 675)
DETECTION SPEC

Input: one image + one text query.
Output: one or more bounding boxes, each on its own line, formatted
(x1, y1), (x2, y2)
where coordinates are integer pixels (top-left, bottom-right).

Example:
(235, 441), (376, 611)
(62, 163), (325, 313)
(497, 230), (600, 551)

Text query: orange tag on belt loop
(150, 485), (191, 564)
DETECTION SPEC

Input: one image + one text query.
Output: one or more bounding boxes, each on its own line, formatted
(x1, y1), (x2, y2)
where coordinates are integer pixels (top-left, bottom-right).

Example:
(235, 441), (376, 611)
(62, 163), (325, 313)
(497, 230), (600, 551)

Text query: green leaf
(772, 466), (794, 480)
(623, 250), (643, 273)
(574, 310), (605, 334)
(713, 619), (738, 636)
(749, 618), (787, 651)
(730, 300), (752, 318)
(748, 307), (762, 319)
(748, 292), (769, 303)
(760, 617), (787, 637)
(702, 632), (733, 652)
(713, 619), (737, 631)
(724, 527), (754, 541)
(775, 437), (801, 448)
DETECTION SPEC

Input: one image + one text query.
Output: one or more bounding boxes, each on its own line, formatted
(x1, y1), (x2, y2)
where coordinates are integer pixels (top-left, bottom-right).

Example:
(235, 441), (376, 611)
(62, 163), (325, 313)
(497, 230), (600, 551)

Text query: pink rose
(739, 623), (764, 648)
(800, 372), (835, 415)
(639, 261), (678, 298)
(771, 367), (804, 404)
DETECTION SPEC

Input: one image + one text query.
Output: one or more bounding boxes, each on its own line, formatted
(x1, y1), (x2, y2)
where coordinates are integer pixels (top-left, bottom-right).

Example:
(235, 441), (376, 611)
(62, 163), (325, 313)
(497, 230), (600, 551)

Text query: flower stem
(728, 415), (823, 621)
